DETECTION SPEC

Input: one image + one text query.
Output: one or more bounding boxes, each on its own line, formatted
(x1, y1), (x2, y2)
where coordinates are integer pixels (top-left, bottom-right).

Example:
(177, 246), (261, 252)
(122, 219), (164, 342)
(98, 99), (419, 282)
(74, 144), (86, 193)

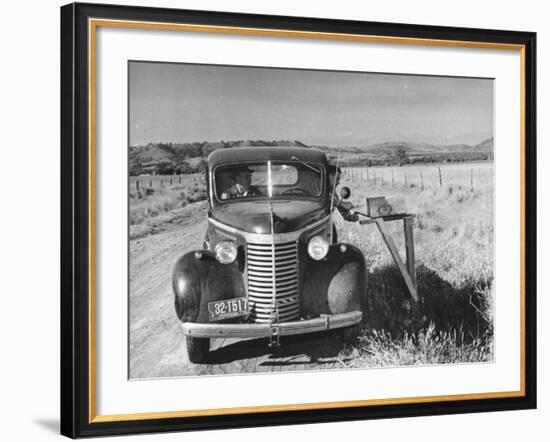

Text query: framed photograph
(60, 2), (536, 438)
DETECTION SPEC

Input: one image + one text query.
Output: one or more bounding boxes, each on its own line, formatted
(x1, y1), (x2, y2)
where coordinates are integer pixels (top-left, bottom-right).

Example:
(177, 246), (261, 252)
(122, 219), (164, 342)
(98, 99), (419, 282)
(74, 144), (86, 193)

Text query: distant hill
(318, 138), (494, 167)
(129, 140), (308, 175)
(129, 137), (493, 175)
(473, 137), (494, 152)
(359, 138), (494, 156)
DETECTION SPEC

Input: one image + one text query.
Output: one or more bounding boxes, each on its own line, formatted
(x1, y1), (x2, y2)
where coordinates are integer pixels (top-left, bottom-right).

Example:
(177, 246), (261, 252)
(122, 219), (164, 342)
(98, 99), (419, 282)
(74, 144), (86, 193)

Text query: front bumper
(181, 310), (362, 339)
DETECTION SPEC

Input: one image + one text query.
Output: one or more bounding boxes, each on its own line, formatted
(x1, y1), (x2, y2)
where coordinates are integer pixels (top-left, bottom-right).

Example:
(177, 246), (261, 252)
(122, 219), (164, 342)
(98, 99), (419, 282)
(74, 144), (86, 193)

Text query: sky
(129, 61), (494, 147)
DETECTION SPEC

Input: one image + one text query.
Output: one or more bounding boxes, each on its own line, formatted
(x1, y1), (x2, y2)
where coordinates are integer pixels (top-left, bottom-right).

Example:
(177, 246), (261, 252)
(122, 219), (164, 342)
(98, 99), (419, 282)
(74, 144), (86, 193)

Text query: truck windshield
(215, 162), (323, 201)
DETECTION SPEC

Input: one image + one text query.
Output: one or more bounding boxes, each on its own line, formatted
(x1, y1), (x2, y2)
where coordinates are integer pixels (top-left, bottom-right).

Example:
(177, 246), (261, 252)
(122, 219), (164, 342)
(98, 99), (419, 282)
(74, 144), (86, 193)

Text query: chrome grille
(246, 241), (300, 323)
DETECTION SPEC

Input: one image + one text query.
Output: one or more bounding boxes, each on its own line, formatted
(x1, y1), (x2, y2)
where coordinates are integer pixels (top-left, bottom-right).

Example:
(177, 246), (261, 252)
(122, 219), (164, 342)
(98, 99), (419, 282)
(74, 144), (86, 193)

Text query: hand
(345, 210), (359, 222)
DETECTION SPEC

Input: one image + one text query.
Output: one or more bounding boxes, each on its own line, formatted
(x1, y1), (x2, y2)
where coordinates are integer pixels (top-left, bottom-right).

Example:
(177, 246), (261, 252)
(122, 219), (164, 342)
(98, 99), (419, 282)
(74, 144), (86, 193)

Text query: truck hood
(210, 200), (329, 234)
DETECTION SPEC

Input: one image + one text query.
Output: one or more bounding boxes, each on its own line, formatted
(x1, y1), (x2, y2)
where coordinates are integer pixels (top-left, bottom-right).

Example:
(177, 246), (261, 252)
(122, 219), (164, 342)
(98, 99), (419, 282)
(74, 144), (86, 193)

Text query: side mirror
(340, 186), (351, 200)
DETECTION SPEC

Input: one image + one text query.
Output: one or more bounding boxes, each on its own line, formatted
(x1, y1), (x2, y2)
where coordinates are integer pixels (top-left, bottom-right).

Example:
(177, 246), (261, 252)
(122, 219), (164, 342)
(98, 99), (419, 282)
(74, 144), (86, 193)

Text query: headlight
(214, 241), (237, 264)
(308, 235), (329, 261)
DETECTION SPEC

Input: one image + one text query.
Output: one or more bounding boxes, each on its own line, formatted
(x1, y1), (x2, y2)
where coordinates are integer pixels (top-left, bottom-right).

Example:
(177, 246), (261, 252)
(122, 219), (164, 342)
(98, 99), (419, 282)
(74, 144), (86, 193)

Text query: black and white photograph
(128, 61), (495, 379)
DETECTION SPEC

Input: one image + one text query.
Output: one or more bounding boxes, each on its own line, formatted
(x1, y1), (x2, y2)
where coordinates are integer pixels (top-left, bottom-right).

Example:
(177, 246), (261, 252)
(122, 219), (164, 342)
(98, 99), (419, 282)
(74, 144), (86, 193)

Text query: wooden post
(374, 219), (418, 302)
(179, 175), (181, 185)
(161, 178), (163, 188)
(373, 170), (376, 185)
(437, 166), (443, 187)
(170, 177), (173, 185)
(149, 180), (152, 188)
(391, 170), (395, 188)
(470, 169), (474, 191)
(136, 180), (139, 191)
(420, 171), (424, 190)
(404, 217), (417, 290)
(366, 168), (370, 180)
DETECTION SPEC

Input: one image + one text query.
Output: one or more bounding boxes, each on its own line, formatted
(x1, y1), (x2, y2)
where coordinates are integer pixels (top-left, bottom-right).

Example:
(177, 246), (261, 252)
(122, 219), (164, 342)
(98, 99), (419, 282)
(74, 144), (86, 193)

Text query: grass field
(336, 161), (494, 366)
(129, 173), (207, 239)
(129, 161), (494, 367)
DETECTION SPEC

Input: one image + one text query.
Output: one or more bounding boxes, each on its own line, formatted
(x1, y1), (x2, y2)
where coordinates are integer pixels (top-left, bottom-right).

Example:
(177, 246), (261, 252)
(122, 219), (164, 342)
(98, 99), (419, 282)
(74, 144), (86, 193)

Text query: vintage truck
(172, 146), (368, 363)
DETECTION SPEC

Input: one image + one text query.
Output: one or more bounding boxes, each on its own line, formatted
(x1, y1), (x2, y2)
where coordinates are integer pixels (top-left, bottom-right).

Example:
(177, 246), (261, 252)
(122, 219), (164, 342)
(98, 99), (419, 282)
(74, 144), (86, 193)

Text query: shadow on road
(208, 331), (349, 366)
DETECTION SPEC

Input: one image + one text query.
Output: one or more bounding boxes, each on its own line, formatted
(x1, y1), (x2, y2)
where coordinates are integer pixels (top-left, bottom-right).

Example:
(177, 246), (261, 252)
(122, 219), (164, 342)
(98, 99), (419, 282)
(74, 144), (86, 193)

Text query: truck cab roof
(207, 146), (328, 169)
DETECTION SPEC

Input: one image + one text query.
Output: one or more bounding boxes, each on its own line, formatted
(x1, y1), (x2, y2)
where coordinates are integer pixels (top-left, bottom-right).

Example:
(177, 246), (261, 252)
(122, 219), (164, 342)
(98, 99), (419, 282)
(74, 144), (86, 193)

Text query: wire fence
(129, 163), (493, 193)
(129, 173), (205, 192)
(342, 162), (493, 192)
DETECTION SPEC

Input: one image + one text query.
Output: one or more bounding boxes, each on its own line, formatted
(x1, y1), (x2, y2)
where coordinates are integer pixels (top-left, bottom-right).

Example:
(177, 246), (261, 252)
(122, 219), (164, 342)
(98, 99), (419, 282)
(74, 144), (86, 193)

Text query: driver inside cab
(220, 166), (261, 200)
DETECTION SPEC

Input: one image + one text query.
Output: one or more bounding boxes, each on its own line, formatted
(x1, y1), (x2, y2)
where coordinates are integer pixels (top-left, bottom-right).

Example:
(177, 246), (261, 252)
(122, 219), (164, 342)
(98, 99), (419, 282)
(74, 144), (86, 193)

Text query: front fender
(301, 243), (366, 318)
(172, 251), (245, 323)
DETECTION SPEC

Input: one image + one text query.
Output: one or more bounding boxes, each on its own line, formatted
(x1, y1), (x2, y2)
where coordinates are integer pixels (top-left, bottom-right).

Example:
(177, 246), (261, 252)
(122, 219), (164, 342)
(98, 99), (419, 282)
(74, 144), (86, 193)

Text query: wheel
(187, 336), (210, 363)
(338, 324), (362, 343)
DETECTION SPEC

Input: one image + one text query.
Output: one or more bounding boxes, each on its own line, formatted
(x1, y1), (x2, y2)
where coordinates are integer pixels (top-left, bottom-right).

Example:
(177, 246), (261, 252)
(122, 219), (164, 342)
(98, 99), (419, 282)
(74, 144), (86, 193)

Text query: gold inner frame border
(87, 17), (527, 424)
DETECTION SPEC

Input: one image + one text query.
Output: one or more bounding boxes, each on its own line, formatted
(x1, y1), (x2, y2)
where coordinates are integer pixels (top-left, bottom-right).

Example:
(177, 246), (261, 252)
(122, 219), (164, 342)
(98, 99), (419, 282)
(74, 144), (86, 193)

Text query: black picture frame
(60, 2), (537, 438)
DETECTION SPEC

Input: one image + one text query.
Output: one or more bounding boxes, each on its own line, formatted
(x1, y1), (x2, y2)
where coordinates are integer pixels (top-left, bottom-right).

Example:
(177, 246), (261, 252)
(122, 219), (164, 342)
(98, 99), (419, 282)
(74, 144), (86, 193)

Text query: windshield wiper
(290, 156), (321, 174)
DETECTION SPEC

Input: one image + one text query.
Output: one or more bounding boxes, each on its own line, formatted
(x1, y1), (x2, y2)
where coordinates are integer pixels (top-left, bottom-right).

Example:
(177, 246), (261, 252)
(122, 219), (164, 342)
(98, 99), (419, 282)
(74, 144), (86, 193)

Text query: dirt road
(129, 203), (350, 379)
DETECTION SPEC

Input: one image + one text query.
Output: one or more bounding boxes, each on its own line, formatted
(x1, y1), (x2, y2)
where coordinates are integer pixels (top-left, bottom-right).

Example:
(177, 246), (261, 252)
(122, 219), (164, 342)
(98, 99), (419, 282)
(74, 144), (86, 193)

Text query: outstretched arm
(333, 195), (359, 222)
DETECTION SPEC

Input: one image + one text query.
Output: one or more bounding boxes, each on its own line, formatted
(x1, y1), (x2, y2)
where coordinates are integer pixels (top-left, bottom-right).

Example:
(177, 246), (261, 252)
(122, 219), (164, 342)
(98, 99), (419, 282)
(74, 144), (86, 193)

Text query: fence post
(392, 170), (395, 188)
(420, 171), (424, 190)
(437, 166), (443, 187)
(366, 168), (370, 180)
(149, 180), (152, 188)
(170, 177), (173, 186)
(470, 169), (474, 191)
(161, 178), (163, 188)
(403, 217), (417, 290)
(179, 175), (181, 185)
(136, 180), (139, 191)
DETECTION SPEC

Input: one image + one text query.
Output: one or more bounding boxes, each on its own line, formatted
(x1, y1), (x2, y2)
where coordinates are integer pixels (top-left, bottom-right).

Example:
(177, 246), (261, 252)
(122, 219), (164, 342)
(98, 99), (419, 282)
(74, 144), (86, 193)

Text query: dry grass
(129, 174), (207, 239)
(340, 324), (493, 368)
(336, 162), (494, 365)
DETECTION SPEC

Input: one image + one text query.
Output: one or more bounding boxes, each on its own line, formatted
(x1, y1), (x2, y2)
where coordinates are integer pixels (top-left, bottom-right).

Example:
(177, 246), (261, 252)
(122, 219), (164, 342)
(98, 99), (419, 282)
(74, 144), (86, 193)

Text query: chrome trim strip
(249, 288), (298, 297)
(181, 311), (363, 338)
(208, 214), (330, 244)
(248, 273), (296, 283)
(248, 292), (298, 300)
(248, 281), (297, 289)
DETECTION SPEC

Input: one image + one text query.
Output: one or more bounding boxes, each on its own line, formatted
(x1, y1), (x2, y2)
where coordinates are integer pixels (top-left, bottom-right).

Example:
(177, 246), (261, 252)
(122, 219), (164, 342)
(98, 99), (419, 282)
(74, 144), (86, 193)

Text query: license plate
(208, 297), (249, 322)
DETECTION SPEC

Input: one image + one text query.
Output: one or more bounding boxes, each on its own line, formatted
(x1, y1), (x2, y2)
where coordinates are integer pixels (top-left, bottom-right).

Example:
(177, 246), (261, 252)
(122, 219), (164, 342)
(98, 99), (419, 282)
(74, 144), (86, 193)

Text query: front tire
(187, 336), (210, 363)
